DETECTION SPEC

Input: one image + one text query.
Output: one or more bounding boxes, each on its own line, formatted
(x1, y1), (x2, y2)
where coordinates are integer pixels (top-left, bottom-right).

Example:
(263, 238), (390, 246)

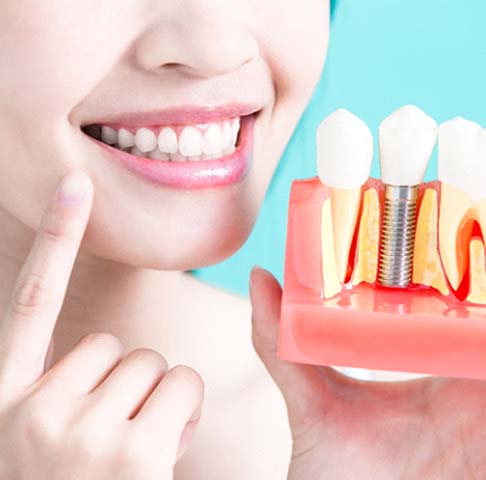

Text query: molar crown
(316, 108), (373, 189)
(379, 104), (438, 186)
(438, 117), (484, 202)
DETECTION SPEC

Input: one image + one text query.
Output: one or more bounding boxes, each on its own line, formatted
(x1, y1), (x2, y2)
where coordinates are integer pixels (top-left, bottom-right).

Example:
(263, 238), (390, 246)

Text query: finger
(43, 336), (55, 373)
(0, 171), (93, 389)
(88, 348), (168, 420)
(249, 266), (347, 429)
(132, 365), (204, 457)
(33, 332), (125, 397)
(176, 416), (200, 462)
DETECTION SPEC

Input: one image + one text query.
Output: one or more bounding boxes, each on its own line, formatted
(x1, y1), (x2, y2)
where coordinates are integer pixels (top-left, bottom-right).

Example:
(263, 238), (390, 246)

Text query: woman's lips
(82, 103), (262, 128)
(84, 113), (256, 190)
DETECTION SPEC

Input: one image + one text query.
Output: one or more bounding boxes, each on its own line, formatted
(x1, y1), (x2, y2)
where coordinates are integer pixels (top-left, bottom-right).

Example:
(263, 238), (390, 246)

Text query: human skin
(0, 172), (204, 479)
(250, 267), (486, 479)
(0, 1), (330, 479)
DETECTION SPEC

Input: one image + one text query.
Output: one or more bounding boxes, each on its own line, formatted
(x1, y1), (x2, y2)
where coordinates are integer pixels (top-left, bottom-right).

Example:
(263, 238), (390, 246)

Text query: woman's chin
(80, 215), (254, 272)
(170, 226), (252, 270)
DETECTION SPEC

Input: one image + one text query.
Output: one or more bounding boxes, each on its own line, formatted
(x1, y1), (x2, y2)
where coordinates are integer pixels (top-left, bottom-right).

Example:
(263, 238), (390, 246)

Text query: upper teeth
(158, 128), (178, 154)
(99, 118), (241, 160)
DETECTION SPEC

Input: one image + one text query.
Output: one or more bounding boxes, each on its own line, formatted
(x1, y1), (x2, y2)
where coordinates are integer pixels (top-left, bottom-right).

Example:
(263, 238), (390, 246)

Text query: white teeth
(170, 152), (186, 162)
(222, 121), (233, 151)
(179, 126), (203, 156)
(99, 118), (241, 160)
(118, 128), (135, 148)
(131, 146), (147, 157)
(158, 127), (178, 154)
(202, 124), (223, 155)
(101, 126), (117, 145)
(135, 128), (157, 153)
(148, 149), (170, 161)
(379, 105), (438, 185)
(438, 117), (483, 201)
(316, 108), (373, 188)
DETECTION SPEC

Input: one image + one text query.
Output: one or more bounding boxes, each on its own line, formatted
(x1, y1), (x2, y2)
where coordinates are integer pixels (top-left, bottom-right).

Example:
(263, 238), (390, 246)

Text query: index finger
(0, 170), (93, 389)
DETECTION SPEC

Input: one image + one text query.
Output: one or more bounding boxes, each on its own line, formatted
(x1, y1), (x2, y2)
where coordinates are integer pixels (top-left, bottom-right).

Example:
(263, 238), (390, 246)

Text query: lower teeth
(110, 144), (236, 162)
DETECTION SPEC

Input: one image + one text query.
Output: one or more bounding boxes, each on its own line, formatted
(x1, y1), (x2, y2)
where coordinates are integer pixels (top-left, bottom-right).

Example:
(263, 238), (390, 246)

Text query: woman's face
(0, 1), (329, 270)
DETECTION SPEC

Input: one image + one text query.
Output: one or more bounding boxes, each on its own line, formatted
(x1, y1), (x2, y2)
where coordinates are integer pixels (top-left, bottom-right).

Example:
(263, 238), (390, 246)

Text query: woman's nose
(135, 0), (259, 78)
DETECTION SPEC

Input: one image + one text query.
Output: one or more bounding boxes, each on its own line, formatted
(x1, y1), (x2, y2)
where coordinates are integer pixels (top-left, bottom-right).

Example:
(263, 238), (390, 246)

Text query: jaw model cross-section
(279, 106), (486, 380)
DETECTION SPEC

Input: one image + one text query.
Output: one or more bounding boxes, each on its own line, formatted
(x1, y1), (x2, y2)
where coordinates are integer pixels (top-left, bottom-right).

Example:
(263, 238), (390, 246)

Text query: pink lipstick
(81, 105), (258, 190)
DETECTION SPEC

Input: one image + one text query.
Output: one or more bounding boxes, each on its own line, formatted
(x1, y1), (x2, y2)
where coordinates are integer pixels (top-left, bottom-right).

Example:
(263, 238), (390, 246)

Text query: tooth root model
(437, 117), (484, 290)
(377, 105), (438, 288)
(278, 106), (486, 381)
(316, 109), (373, 293)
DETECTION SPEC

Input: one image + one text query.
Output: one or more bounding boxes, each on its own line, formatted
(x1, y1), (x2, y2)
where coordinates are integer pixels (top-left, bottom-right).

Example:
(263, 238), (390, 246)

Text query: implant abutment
(378, 184), (419, 288)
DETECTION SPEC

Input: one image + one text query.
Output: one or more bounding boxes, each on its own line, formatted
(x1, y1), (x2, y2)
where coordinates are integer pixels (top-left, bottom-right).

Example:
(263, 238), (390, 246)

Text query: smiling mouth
(80, 108), (258, 189)
(81, 116), (242, 162)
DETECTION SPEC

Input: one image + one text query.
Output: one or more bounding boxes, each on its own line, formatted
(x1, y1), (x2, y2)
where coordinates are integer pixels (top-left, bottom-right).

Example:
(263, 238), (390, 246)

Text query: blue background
(191, 0), (486, 296)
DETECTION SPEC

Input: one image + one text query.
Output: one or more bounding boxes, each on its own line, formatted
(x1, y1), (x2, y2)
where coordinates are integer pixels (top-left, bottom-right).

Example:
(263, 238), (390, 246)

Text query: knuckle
(10, 273), (47, 319)
(126, 348), (168, 372)
(170, 365), (205, 399)
(78, 332), (124, 356)
(41, 207), (76, 245)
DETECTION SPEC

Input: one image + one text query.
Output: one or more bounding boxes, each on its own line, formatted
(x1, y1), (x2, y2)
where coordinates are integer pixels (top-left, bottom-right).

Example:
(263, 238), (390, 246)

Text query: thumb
(249, 266), (343, 431)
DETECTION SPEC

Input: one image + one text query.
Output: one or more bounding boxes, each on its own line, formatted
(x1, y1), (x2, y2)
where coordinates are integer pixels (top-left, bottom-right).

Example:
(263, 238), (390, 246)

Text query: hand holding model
(0, 171), (203, 480)
(250, 105), (486, 478)
(250, 266), (486, 479)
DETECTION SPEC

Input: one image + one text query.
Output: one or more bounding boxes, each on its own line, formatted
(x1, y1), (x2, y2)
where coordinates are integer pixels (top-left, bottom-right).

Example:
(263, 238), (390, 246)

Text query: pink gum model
(279, 178), (486, 380)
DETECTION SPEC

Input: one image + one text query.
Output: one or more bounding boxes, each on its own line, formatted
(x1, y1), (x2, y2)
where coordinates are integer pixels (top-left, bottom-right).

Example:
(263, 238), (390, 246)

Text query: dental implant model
(279, 105), (486, 381)
(377, 105), (438, 288)
(316, 109), (373, 296)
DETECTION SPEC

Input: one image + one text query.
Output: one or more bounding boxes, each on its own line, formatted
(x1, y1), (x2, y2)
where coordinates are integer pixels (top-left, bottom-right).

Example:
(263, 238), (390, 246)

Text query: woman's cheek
(252, 0), (329, 99)
(0, 2), (139, 112)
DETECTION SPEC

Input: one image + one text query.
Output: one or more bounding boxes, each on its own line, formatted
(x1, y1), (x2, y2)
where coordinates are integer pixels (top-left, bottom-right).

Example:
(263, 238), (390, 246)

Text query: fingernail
(56, 171), (90, 206)
(250, 265), (263, 279)
(249, 265), (262, 289)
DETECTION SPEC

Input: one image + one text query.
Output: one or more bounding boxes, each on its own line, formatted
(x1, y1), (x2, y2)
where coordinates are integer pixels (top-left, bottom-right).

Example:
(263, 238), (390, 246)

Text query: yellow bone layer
(351, 188), (379, 286)
(439, 183), (482, 290)
(413, 189), (449, 295)
(467, 238), (486, 305)
(321, 198), (342, 299)
(330, 187), (362, 282)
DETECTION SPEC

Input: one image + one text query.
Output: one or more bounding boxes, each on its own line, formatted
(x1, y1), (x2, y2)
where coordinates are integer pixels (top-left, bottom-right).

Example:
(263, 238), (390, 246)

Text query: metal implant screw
(378, 185), (418, 288)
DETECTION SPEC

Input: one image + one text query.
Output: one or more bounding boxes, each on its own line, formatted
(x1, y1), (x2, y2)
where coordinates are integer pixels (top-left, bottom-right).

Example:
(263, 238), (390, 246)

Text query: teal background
(191, 0), (486, 297)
